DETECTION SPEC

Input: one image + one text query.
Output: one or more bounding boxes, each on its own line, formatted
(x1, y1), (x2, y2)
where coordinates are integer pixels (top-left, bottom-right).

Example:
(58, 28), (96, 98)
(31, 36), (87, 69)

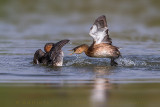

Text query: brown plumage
(33, 43), (54, 64)
(70, 15), (121, 66)
(44, 43), (54, 53)
(33, 39), (70, 66)
(33, 49), (46, 64)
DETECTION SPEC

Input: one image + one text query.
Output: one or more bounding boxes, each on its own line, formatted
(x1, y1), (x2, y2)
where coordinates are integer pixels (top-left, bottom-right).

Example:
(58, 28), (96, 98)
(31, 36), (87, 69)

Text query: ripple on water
(63, 55), (160, 69)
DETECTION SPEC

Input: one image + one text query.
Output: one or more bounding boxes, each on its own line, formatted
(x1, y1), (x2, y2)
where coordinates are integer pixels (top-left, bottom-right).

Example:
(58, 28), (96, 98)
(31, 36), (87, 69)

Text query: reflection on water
(0, 0), (160, 41)
(90, 67), (111, 107)
(1, 81), (160, 107)
(90, 78), (109, 107)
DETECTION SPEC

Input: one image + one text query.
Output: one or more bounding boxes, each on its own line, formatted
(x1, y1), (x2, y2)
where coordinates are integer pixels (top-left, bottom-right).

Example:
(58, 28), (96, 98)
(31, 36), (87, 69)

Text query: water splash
(63, 55), (160, 68)
(64, 56), (94, 66)
(118, 58), (147, 67)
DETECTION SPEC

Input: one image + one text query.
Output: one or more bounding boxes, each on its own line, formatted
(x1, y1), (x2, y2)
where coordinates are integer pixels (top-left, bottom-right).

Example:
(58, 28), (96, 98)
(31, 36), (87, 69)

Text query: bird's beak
(68, 50), (75, 55)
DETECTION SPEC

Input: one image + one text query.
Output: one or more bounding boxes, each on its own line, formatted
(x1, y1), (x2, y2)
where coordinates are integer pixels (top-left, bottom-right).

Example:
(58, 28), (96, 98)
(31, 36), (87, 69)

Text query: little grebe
(70, 15), (121, 66)
(33, 39), (69, 66)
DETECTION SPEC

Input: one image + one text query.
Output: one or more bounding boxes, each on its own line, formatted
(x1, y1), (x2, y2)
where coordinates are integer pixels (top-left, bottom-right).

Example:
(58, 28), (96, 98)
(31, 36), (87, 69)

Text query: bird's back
(87, 43), (120, 58)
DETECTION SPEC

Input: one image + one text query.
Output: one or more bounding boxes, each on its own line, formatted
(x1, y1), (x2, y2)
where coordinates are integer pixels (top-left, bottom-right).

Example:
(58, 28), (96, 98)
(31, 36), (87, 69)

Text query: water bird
(70, 15), (121, 66)
(33, 39), (70, 66)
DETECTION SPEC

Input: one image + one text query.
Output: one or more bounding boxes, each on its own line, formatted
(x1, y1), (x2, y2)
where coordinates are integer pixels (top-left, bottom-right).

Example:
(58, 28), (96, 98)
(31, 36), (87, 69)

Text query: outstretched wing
(33, 49), (45, 64)
(49, 39), (70, 66)
(89, 15), (112, 45)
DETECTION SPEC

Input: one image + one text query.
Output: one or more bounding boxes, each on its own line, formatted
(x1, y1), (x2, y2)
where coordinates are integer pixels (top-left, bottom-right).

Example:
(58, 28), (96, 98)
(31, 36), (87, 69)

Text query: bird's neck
(82, 45), (89, 55)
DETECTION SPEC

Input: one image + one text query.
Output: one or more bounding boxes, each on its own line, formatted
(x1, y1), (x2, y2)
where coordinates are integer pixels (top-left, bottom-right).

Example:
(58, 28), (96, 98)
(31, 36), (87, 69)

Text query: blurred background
(0, 0), (160, 41)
